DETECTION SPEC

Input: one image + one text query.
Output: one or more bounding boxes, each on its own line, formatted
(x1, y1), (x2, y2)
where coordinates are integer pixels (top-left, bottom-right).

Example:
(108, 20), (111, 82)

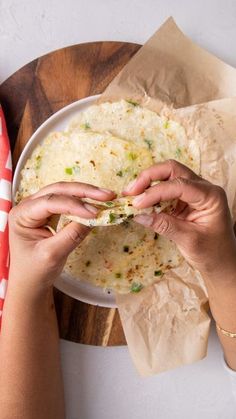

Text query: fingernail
(134, 214), (154, 226)
(84, 203), (98, 215)
(123, 179), (137, 192)
(133, 193), (145, 206)
(99, 188), (112, 194)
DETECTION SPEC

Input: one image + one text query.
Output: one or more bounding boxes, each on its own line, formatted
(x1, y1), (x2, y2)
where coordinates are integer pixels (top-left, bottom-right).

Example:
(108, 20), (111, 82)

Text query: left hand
(9, 182), (115, 296)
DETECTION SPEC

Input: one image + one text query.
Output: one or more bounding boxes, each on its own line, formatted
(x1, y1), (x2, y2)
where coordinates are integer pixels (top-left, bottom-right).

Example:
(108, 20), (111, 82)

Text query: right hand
(9, 182), (115, 295)
(123, 160), (236, 281)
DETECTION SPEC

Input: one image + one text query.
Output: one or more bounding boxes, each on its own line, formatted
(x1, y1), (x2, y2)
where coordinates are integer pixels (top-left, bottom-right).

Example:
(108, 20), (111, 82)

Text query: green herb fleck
(133, 173), (137, 179)
(127, 152), (138, 161)
(163, 120), (170, 129)
(144, 139), (153, 150)
(131, 282), (143, 293)
(154, 270), (163, 276)
(126, 99), (139, 107)
(175, 147), (182, 158)
(116, 170), (123, 177)
(35, 155), (42, 169)
(127, 214), (134, 220)
(85, 260), (91, 267)
(65, 167), (73, 175)
(123, 245), (129, 252)
(109, 213), (116, 223)
(80, 122), (91, 130)
(105, 201), (114, 207)
(115, 272), (122, 278)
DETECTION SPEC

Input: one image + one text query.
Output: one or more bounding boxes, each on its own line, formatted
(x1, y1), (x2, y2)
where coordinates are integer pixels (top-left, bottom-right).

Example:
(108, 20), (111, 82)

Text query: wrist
(199, 251), (236, 285)
(1, 282), (55, 336)
(8, 260), (57, 295)
(7, 272), (54, 305)
(204, 274), (236, 331)
(194, 234), (236, 281)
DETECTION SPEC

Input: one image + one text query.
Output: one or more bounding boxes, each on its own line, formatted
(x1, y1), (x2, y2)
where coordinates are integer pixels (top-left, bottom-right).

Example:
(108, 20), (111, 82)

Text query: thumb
(134, 212), (192, 245)
(46, 221), (90, 260)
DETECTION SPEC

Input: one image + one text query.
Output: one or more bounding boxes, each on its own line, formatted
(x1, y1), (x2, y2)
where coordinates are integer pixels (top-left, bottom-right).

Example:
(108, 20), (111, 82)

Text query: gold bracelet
(216, 324), (236, 338)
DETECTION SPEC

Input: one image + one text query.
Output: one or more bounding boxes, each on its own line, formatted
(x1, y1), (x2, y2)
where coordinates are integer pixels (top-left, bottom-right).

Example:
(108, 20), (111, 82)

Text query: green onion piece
(115, 272), (122, 278)
(163, 120), (170, 129)
(105, 201), (114, 207)
(175, 148), (182, 158)
(109, 213), (116, 223)
(126, 99), (139, 107)
(144, 139), (153, 150)
(116, 170), (123, 177)
(127, 152), (138, 161)
(154, 270), (163, 276)
(65, 167), (73, 175)
(80, 122), (91, 130)
(131, 282), (143, 293)
(35, 155), (42, 169)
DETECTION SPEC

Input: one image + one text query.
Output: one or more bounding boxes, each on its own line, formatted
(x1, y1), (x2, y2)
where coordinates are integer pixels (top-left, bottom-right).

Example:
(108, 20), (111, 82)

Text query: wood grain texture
(0, 41), (140, 346)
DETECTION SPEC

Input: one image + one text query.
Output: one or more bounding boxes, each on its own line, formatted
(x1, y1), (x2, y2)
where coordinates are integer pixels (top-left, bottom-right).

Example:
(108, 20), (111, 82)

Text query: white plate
(13, 95), (117, 308)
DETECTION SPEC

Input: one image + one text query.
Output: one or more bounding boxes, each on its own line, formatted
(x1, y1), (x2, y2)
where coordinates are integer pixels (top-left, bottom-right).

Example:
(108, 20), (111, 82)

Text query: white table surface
(1, 1), (236, 418)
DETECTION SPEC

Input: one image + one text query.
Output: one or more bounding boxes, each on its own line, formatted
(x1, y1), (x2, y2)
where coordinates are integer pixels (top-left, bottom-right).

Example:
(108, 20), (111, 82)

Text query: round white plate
(13, 94), (117, 308)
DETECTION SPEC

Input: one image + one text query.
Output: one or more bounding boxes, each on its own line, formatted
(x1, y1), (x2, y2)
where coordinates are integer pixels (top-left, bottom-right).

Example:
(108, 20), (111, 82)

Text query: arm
(0, 182), (114, 419)
(0, 286), (64, 419)
(124, 160), (236, 370)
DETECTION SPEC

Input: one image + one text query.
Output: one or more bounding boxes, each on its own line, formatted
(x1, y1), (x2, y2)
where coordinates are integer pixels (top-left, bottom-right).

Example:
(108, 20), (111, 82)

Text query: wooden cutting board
(0, 41), (141, 346)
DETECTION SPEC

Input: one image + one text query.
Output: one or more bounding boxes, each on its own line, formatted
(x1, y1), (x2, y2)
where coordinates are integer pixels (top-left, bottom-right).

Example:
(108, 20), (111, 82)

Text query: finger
(134, 211), (194, 243)
(171, 200), (188, 217)
(175, 205), (193, 220)
(29, 181), (116, 201)
(132, 177), (211, 210)
(123, 160), (199, 196)
(15, 193), (101, 229)
(44, 221), (90, 258)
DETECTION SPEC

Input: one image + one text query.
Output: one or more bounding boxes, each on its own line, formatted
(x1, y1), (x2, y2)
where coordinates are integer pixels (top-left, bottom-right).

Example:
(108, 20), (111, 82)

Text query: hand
(123, 160), (236, 280)
(9, 182), (115, 296)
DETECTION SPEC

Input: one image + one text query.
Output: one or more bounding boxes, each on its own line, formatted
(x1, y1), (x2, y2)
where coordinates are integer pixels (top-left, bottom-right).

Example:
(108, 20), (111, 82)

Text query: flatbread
(16, 100), (199, 294)
(16, 129), (153, 200)
(63, 196), (175, 227)
(58, 220), (182, 294)
(68, 99), (200, 173)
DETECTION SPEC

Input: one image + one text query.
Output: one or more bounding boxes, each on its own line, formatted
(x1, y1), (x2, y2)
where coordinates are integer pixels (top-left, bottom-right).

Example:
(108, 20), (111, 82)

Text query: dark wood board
(0, 41), (141, 345)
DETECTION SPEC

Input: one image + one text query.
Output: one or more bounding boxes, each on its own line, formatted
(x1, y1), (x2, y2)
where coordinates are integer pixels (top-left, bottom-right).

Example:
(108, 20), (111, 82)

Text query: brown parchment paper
(99, 18), (236, 375)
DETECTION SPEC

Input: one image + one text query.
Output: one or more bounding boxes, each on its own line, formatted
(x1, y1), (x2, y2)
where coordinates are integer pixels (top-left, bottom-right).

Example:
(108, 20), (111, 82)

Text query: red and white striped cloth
(0, 105), (12, 327)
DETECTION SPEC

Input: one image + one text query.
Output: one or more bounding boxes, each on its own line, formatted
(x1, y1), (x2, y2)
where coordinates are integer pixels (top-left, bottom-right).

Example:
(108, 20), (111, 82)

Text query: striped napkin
(0, 106), (12, 327)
